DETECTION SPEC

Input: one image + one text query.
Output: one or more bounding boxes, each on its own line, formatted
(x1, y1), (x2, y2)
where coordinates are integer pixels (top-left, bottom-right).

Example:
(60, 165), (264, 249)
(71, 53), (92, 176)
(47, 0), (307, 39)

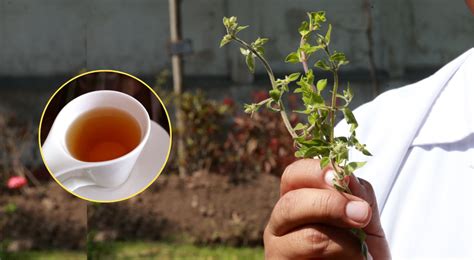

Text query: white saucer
(73, 121), (170, 202)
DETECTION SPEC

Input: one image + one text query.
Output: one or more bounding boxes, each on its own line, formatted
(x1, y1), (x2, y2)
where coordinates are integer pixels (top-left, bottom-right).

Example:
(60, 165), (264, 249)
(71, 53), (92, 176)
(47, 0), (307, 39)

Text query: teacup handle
(42, 136), (84, 172)
(59, 174), (96, 192)
(42, 135), (95, 191)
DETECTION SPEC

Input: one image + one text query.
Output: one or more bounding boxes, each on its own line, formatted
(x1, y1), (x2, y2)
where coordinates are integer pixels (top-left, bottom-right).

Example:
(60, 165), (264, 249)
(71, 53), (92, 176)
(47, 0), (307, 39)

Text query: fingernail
(324, 170), (335, 186)
(345, 201), (369, 223)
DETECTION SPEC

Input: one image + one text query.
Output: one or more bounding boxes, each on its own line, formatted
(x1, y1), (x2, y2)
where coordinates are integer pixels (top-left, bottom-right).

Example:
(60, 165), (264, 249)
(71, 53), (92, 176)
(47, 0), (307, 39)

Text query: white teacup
(41, 90), (151, 192)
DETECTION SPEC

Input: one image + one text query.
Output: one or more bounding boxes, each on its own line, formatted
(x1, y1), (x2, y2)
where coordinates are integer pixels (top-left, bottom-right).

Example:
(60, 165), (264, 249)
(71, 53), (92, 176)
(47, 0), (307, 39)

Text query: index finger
(280, 159), (336, 196)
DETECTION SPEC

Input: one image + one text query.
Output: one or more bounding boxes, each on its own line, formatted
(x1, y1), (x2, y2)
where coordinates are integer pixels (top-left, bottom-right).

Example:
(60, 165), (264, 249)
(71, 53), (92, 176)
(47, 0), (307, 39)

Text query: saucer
(73, 120), (170, 202)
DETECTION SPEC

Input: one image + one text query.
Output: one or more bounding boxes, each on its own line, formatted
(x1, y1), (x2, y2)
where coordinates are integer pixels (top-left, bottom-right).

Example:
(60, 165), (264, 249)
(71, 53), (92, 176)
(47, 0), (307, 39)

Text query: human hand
(263, 159), (391, 259)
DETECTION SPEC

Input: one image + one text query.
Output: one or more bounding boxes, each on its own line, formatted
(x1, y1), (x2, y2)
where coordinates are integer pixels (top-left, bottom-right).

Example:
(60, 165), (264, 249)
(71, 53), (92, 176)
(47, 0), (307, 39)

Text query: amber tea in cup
(66, 107), (142, 162)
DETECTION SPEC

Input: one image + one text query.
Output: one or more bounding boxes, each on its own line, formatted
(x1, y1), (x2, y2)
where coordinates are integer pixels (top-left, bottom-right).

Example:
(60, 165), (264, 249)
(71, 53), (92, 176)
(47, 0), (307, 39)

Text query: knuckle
(314, 191), (336, 218)
(274, 191), (298, 229)
(314, 191), (348, 222)
(303, 228), (330, 256)
(278, 190), (297, 218)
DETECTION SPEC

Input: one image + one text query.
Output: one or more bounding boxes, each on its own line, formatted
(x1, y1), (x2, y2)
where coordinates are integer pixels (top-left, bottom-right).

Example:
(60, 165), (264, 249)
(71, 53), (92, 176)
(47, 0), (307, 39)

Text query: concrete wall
(0, 0), (472, 78)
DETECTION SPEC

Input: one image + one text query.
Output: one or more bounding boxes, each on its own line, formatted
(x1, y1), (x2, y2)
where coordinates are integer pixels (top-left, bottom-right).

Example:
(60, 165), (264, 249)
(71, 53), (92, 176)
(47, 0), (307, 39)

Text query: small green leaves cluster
(221, 11), (371, 257)
(220, 17), (247, 47)
(220, 12), (371, 189)
(239, 38), (268, 73)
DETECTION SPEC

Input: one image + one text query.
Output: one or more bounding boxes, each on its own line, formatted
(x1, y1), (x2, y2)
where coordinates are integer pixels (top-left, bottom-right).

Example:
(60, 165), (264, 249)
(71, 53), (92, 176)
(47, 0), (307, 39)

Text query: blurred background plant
(219, 91), (298, 182)
(0, 112), (40, 192)
(157, 84), (298, 182)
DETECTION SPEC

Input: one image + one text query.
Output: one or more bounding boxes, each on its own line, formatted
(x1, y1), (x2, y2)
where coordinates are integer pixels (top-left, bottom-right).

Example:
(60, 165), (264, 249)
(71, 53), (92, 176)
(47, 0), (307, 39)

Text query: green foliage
(221, 10), (370, 176)
(159, 90), (233, 174)
(156, 88), (295, 180)
(2, 250), (85, 260)
(88, 241), (263, 259)
(4, 202), (17, 214)
(222, 97), (299, 182)
(221, 10), (372, 257)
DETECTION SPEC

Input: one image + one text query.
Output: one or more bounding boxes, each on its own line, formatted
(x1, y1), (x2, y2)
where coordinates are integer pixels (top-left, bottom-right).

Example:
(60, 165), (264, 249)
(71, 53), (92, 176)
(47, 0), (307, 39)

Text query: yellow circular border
(38, 69), (173, 203)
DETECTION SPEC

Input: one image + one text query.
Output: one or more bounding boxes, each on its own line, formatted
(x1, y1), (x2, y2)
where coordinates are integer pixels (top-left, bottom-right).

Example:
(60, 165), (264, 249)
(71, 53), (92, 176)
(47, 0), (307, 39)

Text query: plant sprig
(220, 12), (371, 258)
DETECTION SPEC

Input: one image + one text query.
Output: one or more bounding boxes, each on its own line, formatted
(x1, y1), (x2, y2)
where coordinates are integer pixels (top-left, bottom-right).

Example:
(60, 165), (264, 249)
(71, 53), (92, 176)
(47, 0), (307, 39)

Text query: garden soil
(1, 171), (280, 250)
(88, 172), (280, 246)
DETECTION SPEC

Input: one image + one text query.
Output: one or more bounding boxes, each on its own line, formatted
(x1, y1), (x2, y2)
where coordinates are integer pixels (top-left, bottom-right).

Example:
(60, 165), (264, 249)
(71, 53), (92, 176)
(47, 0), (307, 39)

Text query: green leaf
(305, 69), (315, 84)
(306, 45), (321, 56)
(325, 24), (332, 45)
(223, 16), (238, 33)
(343, 107), (358, 132)
(346, 161), (367, 173)
(351, 227), (367, 242)
(293, 108), (311, 115)
(223, 17), (231, 27)
(236, 25), (249, 34)
(320, 157), (331, 169)
(298, 146), (330, 158)
(308, 11), (326, 29)
(316, 34), (326, 46)
(308, 113), (317, 125)
(294, 123), (306, 131)
(252, 39), (267, 56)
(317, 11), (327, 22)
(316, 79), (327, 93)
(315, 60), (331, 71)
(266, 100), (280, 112)
(287, 73), (301, 82)
(254, 46), (265, 56)
(361, 148), (372, 156)
(350, 228), (368, 258)
(244, 103), (259, 114)
(354, 141), (372, 156)
(293, 87), (303, 94)
(240, 47), (250, 56)
(245, 53), (255, 73)
(321, 123), (331, 140)
(254, 37), (269, 46)
(285, 52), (300, 63)
(298, 138), (327, 147)
(330, 51), (349, 68)
(269, 89), (281, 102)
(296, 81), (310, 93)
(220, 35), (232, 47)
(343, 84), (353, 102)
(330, 52), (345, 62)
(299, 43), (321, 57)
(302, 92), (324, 107)
(295, 150), (305, 158)
(335, 136), (348, 142)
(298, 21), (310, 36)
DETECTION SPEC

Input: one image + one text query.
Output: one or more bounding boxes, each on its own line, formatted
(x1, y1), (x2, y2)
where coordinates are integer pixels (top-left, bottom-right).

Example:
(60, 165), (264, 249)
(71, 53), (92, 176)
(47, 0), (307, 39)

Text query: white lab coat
(335, 48), (474, 259)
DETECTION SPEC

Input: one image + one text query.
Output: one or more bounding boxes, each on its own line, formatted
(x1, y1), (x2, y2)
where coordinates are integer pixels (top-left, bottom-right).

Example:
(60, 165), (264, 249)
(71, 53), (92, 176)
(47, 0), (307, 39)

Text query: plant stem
(299, 37), (317, 92)
(233, 36), (298, 139)
(329, 70), (339, 142)
(322, 46), (352, 193)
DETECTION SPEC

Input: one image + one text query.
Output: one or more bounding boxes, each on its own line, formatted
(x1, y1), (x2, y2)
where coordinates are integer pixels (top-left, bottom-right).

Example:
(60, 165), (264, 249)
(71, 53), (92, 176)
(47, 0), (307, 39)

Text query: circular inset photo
(39, 70), (172, 202)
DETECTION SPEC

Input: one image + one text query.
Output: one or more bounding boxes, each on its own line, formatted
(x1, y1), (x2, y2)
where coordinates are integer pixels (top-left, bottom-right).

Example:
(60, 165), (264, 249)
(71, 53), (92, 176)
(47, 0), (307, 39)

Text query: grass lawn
(2, 242), (264, 260)
(1, 250), (86, 260)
